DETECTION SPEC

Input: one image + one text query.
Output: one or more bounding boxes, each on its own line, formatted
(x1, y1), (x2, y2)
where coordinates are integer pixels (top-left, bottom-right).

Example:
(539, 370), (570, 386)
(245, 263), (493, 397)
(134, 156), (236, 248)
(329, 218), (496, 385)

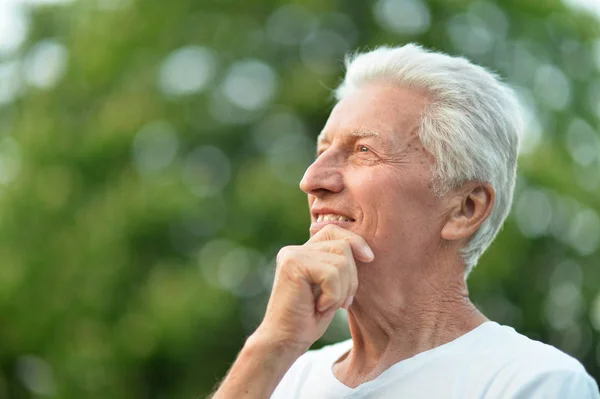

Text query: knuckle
(333, 253), (349, 268)
(335, 238), (351, 251)
(329, 243), (346, 255)
(325, 265), (342, 282)
(340, 245), (354, 260)
(276, 246), (297, 266)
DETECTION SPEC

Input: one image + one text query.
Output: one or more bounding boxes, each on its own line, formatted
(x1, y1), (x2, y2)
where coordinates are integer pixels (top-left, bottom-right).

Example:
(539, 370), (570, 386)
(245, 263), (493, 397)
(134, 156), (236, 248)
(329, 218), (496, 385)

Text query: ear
(441, 182), (495, 241)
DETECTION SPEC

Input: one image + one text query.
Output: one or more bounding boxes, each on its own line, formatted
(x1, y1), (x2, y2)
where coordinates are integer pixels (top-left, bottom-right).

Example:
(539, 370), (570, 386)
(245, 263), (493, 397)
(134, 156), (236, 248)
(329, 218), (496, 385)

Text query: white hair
(335, 44), (522, 276)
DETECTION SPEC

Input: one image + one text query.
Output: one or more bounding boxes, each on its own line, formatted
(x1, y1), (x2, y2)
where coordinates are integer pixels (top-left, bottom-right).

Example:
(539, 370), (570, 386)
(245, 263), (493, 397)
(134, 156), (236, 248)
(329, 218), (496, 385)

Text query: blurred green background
(0, 0), (599, 397)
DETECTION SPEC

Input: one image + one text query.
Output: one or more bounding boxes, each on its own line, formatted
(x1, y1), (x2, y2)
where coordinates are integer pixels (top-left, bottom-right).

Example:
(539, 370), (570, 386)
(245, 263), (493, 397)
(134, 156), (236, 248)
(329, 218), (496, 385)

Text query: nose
(299, 150), (344, 197)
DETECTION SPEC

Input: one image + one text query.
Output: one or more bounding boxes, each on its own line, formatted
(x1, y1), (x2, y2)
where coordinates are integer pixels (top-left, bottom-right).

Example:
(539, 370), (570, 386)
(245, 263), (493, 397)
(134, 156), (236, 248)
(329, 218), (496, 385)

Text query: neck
(333, 256), (487, 387)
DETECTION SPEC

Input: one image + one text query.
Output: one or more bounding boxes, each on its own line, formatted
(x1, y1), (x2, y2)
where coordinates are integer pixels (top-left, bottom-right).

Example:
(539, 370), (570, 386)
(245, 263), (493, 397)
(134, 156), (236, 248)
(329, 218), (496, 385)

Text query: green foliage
(0, 0), (598, 397)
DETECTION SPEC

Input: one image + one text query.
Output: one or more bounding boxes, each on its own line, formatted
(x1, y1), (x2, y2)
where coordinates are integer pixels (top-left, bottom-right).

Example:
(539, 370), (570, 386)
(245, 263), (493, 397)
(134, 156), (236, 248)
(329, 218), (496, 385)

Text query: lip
(309, 207), (356, 235)
(310, 219), (355, 235)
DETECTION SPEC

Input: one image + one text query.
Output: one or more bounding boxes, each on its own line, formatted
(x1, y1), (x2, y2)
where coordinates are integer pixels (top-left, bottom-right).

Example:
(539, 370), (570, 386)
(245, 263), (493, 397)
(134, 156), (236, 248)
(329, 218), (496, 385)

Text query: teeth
(316, 214), (351, 222)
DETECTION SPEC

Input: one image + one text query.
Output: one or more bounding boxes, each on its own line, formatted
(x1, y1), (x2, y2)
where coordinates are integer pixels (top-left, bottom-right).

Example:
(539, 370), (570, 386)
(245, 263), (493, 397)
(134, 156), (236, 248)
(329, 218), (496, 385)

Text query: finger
(305, 262), (344, 312)
(303, 239), (359, 309)
(343, 242), (359, 299)
(324, 239), (358, 297)
(307, 224), (374, 262)
(278, 248), (353, 312)
(340, 242), (358, 308)
(302, 240), (358, 296)
(309, 240), (359, 300)
(308, 250), (352, 312)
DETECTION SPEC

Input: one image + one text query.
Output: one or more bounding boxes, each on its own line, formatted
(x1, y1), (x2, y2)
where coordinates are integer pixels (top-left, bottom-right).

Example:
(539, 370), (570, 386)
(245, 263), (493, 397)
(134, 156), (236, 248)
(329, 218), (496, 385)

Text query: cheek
(346, 163), (437, 212)
(358, 169), (436, 222)
(350, 172), (405, 224)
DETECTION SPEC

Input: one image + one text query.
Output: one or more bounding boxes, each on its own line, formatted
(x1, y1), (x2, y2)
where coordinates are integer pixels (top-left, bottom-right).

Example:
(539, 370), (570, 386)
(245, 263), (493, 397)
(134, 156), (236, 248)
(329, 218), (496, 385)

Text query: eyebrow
(317, 129), (382, 145)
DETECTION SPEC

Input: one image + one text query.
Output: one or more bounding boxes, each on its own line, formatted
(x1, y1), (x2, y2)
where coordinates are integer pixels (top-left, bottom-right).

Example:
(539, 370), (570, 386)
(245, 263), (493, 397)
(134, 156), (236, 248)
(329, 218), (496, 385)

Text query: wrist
(211, 330), (307, 399)
(246, 328), (309, 363)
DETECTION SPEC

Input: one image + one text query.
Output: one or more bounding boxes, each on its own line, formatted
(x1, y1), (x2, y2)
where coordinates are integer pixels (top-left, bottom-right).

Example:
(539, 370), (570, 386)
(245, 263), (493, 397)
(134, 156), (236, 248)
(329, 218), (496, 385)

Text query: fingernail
(363, 246), (374, 260)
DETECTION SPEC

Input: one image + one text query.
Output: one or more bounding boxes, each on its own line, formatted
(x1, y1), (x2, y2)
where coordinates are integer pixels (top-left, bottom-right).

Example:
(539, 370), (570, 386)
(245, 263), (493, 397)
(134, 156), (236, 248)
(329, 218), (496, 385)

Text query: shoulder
(506, 361), (599, 399)
(484, 322), (584, 370)
(480, 323), (599, 398)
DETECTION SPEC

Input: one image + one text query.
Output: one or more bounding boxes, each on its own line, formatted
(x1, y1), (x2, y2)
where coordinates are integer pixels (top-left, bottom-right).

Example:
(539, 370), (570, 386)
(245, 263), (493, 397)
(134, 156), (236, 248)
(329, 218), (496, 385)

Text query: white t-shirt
(271, 321), (599, 398)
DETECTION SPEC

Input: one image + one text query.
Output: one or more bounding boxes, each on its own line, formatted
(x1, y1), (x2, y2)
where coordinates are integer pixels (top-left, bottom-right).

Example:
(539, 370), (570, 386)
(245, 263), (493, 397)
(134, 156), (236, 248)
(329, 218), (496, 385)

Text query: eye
(358, 145), (369, 153)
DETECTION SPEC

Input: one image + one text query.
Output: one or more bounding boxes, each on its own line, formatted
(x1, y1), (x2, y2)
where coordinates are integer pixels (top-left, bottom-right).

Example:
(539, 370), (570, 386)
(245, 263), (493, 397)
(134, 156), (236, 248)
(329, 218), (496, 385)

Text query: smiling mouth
(314, 213), (355, 223)
(310, 213), (355, 235)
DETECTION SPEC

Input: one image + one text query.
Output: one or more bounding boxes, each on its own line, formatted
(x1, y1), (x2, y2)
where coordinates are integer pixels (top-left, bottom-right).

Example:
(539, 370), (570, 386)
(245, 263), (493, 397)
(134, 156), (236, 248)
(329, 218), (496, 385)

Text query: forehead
(318, 82), (428, 146)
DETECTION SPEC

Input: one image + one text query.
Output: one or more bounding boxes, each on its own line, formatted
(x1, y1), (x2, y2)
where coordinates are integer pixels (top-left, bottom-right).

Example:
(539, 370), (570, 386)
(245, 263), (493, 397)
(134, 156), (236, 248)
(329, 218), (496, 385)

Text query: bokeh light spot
(534, 64), (572, 111)
(218, 247), (251, 292)
(199, 239), (235, 288)
(515, 188), (553, 237)
(509, 42), (541, 85)
(24, 39), (68, 89)
(568, 208), (600, 256)
(16, 355), (56, 396)
(565, 118), (598, 167)
(158, 46), (217, 98)
(586, 80), (600, 119)
(469, 2), (509, 39)
(549, 195), (580, 244)
(265, 4), (316, 46)
(550, 259), (583, 292)
(515, 87), (543, 155)
(564, 0), (600, 21)
(0, 4), (28, 55)
(222, 59), (278, 111)
(252, 111), (307, 153)
(447, 13), (494, 56)
(320, 12), (358, 48)
(267, 132), (313, 185)
(300, 29), (350, 75)
(132, 121), (179, 174)
(373, 0), (431, 36)
(0, 60), (22, 105)
(545, 280), (583, 331)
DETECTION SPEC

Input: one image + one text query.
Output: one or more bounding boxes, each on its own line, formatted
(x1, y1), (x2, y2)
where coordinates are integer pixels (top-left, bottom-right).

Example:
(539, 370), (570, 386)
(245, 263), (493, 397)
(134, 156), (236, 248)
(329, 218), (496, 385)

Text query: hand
(254, 224), (374, 352)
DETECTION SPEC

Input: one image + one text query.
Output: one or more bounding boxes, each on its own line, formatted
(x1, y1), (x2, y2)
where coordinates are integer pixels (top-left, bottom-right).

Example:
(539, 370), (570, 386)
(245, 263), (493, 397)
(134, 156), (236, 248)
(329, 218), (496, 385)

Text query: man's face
(300, 82), (450, 263)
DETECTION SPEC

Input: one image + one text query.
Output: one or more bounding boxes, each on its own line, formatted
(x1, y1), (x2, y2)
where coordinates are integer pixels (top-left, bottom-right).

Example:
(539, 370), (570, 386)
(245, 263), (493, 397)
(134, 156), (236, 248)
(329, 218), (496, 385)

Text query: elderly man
(211, 44), (600, 398)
